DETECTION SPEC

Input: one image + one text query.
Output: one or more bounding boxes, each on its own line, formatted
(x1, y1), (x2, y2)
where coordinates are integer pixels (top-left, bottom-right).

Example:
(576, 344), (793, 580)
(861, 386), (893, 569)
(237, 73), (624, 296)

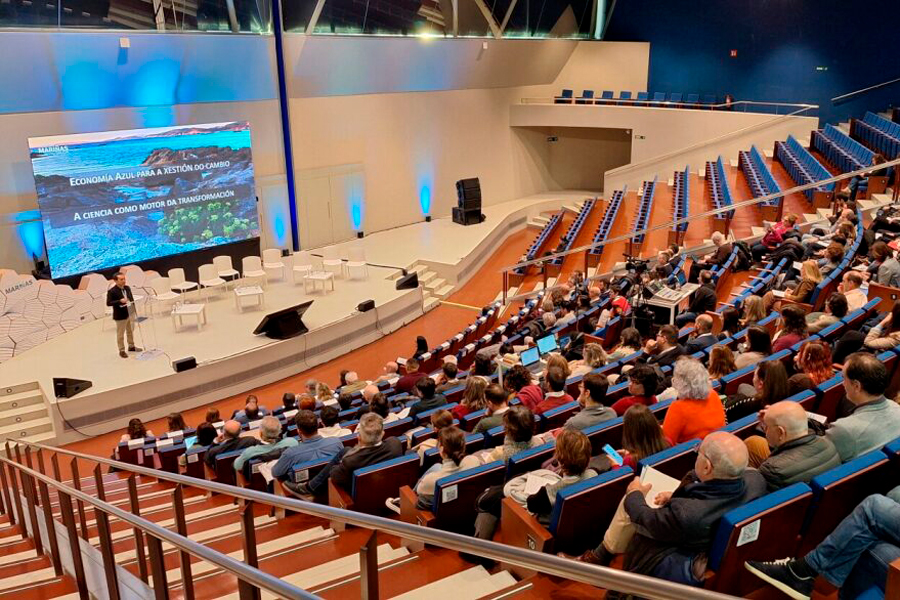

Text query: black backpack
(732, 240), (753, 272)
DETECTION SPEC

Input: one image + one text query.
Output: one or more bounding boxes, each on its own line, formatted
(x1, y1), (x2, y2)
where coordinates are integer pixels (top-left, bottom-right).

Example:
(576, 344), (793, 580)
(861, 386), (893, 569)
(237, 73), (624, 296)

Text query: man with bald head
(747, 401), (841, 491)
(205, 419), (260, 468)
(684, 314), (717, 354)
(619, 432), (767, 585)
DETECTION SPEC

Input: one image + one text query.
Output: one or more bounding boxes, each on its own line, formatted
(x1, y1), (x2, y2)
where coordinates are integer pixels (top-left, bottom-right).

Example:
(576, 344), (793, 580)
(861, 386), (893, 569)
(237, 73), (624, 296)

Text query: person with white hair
(341, 371), (368, 394)
(374, 361), (400, 384)
(744, 401), (841, 491)
(688, 230), (733, 283)
(233, 415), (297, 471)
(616, 432), (767, 585)
(662, 358), (725, 444)
(286, 412), (402, 500)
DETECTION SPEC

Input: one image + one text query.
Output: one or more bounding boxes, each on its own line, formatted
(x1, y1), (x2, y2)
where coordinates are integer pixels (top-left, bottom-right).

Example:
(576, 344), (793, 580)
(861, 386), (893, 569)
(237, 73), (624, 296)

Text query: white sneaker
(385, 497), (401, 515)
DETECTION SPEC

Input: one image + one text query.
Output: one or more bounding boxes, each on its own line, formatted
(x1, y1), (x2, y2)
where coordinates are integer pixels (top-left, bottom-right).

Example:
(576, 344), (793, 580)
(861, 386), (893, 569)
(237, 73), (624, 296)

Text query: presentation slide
(29, 121), (260, 279)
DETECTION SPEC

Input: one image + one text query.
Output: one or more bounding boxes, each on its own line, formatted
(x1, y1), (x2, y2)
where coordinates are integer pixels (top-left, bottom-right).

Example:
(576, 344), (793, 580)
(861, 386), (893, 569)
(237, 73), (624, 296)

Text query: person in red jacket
(611, 365), (659, 416)
(504, 364), (544, 411)
(534, 367), (574, 415)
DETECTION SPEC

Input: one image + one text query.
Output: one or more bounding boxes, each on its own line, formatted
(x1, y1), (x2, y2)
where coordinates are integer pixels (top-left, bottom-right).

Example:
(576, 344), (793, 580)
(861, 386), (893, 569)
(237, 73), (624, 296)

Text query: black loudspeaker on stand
(53, 377), (92, 398)
(453, 177), (485, 226)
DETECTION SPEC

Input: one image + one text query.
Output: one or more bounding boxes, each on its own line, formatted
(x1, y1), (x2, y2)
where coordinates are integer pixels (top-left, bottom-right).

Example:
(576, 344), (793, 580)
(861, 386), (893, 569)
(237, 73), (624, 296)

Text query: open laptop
(536, 334), (559, 355)
(520, 346), (542, 372)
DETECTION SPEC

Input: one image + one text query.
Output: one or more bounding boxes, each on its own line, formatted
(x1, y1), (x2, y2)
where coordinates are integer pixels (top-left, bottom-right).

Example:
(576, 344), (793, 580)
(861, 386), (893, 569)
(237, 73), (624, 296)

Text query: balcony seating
(587, 187), (625, 266)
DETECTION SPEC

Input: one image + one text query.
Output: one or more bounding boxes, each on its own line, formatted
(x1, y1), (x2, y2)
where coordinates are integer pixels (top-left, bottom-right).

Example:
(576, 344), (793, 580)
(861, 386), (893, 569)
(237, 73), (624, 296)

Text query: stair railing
(832, 77), (900, 104)
(0, 438), (740, 600)
(500, 156), (900, 304)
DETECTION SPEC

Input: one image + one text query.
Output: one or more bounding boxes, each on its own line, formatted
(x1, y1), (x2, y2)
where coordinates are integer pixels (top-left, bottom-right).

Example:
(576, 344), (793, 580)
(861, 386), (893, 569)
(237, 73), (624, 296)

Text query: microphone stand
(130, 294), (163, 361)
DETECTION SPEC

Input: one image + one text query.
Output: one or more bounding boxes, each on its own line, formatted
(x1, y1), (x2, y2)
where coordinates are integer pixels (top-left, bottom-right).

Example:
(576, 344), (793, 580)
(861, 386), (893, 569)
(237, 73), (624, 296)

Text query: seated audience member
(353, 384), (382, 418)
(484, 405), (542, 463)
(337, 392), (353, 412)
(766, 260), (821, 309)
(735, 325), (773, 369)
(195, 422), (218, 447)
(864, 304), (900, 350)
(806, 292), (848, 334)
(452, 376), (487, 420)
(272, 410), (345, 480)
(474, 384), (511, 434)
(233, 415), (297, 472)
(772, 305), (809, 353)
(719, 307), (742, 340)
(745, 486), (900, 600)
(305, 379), (318, 396)
(233, 395), (268, 425)
(319, 406), (352, 438)
(503, 365), (543, 411)
(708, 345), (737, 380)
(280, 393), (297, 414)
(596, 289), (631, 330)
(826, 353), (900, 462)
(534, 367), (574, 415)
(167, 412), (187, 433)
(408, 377), (448, 420)
(675, 270), (717, 327)
(741, 295), (767, 327)
(287, 413), (403, 499)
(411, 409), (454, 459)
(608, 327), (643, 361)
(205, 407), (221, 424)
(743, 401), (840, 490)
(838, 271), (868, 312)
(819, 245), (844, 277)
(118, 417), (153, 445)
(435, 362), (460, 394)
(205, 420), (260, 468)
(395, 359), (427, 394)
(565, 373), (615, 430)
(568, 343), (608, 377)
(389, 426), (480, 513)
(620, 432), (766, 585)
(341, 371), (367, 394)
(688, 232), (733, 283)
(618, 404), (671, 471)
(752, 214), (797, 262)
(611, 365), (659, 416)
(297, 394), (317, 412)
(725, 360), (790, 423)
(656, 250), (675, 278)
(370, 393), (400, 423)
(662, 358), (726, 444)
(374, 361), (400, 384)
(413, 335), (429, 360)
(339, 370), (349, 388)
(684, 314), (718, 354)
(542, 353), (571, 381)
(789, 341), (833, 393)
(643, 325), (685, 368)
(875, 242), (900, 287)
(315, 383), (334, 406)
(471, 354), (496, 377)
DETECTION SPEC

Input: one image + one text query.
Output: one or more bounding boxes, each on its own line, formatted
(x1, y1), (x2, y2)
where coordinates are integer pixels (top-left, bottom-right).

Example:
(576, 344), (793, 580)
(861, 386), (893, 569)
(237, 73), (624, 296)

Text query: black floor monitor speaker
(357, 299), (375, 312)
(253, 301), (314, 340)
(453, 207), (484, 226)
(53, 377), (92, 399)
(396, 272), (419, 290)
(172, 357), (198, 372)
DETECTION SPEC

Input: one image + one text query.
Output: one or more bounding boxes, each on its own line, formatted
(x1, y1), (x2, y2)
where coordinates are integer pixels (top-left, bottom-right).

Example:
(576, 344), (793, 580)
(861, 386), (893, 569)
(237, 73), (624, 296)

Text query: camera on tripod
(623, 253), (650, 275)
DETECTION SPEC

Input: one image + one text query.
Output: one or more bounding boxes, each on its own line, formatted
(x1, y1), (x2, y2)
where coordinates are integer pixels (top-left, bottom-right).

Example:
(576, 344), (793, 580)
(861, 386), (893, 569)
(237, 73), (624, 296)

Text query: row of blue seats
(588, 187), (625, 257)
(630, 176), (657, 245)
(513, 211), (563, 275)
(853, 111), (900, 159)
(813, 124), (874, 174)
(671, 166), (689, 234)
(739, 145), (782, 210)
(554, 89), (721, 108)
(551, 198), (597, 265)
(707, 156), (735, 221)
(775, 135), (834, 202)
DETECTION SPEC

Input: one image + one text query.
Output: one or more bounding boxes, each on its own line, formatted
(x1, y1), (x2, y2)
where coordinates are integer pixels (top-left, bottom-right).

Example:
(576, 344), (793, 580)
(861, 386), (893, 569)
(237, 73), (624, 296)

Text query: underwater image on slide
(29, 122), (259, 279)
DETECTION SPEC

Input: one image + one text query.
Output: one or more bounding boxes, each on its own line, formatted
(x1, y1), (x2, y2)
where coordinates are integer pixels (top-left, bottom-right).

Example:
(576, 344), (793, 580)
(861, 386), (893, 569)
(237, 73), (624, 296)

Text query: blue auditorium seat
(668, 92), (683, 104)
(685, 93), (700, 106)
(636, 91), (649, 102)
(554, 89), (573, 104)
(707, 483), (814, 595)
(583, 416), (624, 454)
(814, 375), (845, 422)
(506, 442), (556, 479)
(575, 89), (595, 104)
(721, 413), (760, 439)
(425, 461), (506, 531)
(336, 453), (420, 515)
(539, 401), (580, 431)
(598, 90), (614, 104)
(637, 439), (699, 478)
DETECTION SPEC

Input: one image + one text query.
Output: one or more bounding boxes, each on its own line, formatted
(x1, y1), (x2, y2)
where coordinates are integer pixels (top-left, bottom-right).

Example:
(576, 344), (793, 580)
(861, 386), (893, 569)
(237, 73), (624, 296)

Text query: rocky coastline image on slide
(30, 122), (260, 279)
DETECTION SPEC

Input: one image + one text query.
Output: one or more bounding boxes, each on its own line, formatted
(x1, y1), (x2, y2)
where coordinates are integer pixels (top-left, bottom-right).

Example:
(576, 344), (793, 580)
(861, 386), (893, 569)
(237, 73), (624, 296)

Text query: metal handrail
(832, 76), (900, 104)
(499, 156), (900, 303)
(4, 438), (739, 600)
(0, 453), (318, 600)
(520, 97), (817, 113)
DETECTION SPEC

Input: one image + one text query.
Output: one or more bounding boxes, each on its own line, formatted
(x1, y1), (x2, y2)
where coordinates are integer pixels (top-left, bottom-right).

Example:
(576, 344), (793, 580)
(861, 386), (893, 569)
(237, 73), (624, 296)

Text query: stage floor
(0, 192), (584, 443)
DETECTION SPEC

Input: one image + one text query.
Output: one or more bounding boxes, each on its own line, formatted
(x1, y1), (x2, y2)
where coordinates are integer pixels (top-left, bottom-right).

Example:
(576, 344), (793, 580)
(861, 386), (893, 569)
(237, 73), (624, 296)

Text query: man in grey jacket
(827, 353), (900, 463)
(757, 401), (841, 491)
(565, 372), (616, 431)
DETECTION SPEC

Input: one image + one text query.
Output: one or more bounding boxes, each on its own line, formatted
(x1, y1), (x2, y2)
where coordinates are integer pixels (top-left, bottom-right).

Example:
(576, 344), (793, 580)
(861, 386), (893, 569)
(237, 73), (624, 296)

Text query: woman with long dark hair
(725, 360), (790, 422)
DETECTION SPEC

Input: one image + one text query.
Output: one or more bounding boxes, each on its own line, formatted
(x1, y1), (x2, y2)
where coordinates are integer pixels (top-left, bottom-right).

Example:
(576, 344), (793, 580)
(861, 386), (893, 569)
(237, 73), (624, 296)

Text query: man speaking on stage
(106, 272), (142, 358)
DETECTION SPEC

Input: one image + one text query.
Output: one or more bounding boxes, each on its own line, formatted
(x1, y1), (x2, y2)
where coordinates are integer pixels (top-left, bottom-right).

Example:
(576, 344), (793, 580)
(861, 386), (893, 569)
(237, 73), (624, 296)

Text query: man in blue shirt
(272, 410), (344, 480)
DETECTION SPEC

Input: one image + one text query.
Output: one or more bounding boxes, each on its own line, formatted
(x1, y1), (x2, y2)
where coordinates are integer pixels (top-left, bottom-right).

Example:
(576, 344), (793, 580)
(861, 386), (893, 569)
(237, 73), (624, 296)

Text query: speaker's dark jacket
(106, 285), (135, 321)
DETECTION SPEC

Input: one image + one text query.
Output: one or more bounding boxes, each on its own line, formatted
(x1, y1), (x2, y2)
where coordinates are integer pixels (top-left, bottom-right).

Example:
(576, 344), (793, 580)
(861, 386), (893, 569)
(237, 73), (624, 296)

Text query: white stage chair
(345, 246), (369, 280)
(262, 248), (286, 281)
(242, 256), (267, 287)
(198, 264), (227, 300)
(213, 255), (240, 285)
(168, 268), (199, 297)
(149, 276), (179, 315)
(322, 246), (343, 277)
(292, 250), (313, 284)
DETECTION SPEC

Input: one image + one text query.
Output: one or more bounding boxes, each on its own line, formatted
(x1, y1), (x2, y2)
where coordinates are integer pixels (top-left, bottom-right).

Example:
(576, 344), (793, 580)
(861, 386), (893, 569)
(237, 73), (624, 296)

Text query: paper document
(396, 407), (411, 419)
(640, 466), (682, 509)
(258, 460), (277, 484)
(807, 411), (828, 424)
(524, 473), (556, 496)
(793, 262), (804, 271)
(772, 289), (786, 298)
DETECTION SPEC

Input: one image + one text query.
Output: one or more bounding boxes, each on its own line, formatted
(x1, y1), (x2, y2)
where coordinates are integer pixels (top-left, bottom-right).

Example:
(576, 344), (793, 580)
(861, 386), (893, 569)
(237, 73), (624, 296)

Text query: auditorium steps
(0, 383), (55, 449)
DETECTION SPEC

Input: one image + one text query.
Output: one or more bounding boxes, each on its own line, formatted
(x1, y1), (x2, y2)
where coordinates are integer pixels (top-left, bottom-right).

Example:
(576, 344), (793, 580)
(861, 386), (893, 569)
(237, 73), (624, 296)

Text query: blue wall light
(419, 184), (432, 216)
(16, 214), (45, 260)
